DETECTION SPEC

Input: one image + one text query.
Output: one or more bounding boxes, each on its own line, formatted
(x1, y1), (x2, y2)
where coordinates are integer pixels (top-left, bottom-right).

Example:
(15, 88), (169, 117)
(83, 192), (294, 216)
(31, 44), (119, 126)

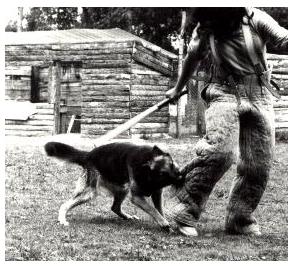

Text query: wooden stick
(67, 115), (76, 133)
(176, 10), (187, 138)
(93, 89), (187, 146)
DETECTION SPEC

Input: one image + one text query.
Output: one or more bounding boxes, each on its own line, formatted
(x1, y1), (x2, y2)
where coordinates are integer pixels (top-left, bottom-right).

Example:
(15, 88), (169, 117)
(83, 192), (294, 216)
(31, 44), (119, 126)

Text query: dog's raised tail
(44, 142), (88, 167)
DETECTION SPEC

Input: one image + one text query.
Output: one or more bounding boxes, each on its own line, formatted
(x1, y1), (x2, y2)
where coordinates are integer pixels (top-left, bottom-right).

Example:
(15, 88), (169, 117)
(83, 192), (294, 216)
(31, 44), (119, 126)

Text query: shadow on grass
(70, 215), (174, 235)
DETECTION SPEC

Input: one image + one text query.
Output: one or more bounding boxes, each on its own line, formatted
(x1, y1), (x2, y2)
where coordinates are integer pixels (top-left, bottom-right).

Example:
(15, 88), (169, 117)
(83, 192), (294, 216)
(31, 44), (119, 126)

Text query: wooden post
(48, 61), (61, 134)
(176, 10), (187, 138)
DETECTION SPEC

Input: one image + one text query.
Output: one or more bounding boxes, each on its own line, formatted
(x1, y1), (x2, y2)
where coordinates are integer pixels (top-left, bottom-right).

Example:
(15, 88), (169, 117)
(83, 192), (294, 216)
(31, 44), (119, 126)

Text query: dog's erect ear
(152, 145), (164, 156)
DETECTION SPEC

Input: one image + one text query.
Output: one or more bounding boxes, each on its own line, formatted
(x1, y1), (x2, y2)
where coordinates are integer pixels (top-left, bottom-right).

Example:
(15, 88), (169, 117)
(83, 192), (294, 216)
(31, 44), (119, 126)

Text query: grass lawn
(5, 136), (288, 261)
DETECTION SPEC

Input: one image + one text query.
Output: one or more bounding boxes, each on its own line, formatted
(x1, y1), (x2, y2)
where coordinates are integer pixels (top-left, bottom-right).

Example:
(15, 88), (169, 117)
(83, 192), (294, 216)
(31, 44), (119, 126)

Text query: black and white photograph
(3, 2), (290, 261)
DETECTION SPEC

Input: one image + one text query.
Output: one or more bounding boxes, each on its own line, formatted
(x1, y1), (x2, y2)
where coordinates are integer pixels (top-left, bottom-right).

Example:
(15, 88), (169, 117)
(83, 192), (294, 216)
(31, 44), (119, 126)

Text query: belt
(210, 74), (262, 87)
(191, 72), (281, 100)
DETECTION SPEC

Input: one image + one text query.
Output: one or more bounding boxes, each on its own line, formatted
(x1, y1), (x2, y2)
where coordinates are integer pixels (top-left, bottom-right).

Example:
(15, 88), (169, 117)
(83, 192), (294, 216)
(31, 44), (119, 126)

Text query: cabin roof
(5, 28), (177, 60)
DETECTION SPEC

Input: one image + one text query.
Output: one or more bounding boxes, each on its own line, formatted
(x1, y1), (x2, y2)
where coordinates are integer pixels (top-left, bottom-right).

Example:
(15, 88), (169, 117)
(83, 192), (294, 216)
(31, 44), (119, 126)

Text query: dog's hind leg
(58, 187), (96, 226)
(58, 170), (96, 226)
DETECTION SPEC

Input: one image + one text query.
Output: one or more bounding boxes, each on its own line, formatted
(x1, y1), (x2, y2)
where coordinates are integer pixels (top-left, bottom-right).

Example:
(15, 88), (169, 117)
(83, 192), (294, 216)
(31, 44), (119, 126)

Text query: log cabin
(5, 28), (177, 138)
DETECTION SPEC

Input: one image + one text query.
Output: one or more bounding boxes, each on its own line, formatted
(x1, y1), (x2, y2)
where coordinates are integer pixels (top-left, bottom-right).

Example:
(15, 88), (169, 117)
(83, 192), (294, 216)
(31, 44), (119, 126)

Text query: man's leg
(225, 103), (275, 235)
(168, 88), (240, 233)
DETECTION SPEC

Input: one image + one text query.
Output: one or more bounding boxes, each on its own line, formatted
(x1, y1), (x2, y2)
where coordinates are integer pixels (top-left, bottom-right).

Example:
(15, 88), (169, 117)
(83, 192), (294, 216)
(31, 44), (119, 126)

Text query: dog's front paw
(120, 212), (140, 220)
(159, 219), (170, 231)
(161, 224), (172, 233)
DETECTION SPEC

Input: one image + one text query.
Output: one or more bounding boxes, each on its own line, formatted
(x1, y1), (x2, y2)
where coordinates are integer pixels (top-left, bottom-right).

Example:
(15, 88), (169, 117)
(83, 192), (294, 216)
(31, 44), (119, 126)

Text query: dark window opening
(31, 66), (40, 103)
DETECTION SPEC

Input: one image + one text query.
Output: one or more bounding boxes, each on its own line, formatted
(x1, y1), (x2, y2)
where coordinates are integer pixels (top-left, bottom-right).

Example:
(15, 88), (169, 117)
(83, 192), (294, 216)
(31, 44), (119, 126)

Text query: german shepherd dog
(44, 141), (183, 230)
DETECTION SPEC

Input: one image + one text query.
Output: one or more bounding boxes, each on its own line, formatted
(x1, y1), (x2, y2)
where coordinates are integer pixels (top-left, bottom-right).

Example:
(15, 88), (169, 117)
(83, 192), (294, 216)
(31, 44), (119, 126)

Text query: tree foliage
(81, 7), (182, 51)
(26, 7), (79, 31)
(5, 20), (18, 32)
